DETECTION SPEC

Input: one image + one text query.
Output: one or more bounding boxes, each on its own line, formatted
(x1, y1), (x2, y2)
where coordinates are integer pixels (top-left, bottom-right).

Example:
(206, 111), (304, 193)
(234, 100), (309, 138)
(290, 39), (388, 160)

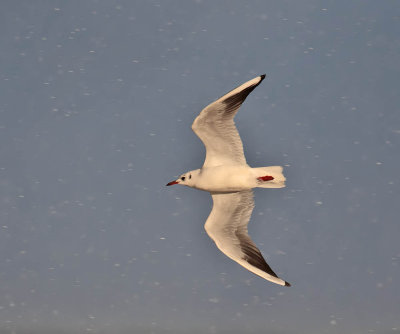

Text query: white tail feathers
(254, 166), (286, 188)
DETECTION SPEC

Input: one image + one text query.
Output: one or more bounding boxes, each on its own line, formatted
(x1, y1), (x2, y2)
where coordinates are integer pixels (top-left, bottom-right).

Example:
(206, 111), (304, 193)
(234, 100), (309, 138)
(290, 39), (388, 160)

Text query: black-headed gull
(167, 75), (290, 287)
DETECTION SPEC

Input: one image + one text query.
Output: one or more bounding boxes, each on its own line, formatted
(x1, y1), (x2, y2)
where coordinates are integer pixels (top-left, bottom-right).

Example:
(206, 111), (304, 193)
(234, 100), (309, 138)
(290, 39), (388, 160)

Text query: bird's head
(166, 169), (199, 187)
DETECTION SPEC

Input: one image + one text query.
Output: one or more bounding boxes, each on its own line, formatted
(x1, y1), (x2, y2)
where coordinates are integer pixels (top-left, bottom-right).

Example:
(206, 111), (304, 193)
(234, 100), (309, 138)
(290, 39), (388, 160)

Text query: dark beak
(166, 180), (179, 186)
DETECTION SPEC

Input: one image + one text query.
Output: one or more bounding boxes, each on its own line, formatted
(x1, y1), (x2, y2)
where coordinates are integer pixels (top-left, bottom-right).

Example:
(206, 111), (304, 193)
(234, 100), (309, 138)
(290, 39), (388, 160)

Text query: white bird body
(183, 165), (285, 193)
(167, 74), (291, 287)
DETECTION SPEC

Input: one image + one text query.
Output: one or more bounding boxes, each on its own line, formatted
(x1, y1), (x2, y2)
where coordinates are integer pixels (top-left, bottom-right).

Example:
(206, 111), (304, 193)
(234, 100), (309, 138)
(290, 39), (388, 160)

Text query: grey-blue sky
(0, 1), (399, 333)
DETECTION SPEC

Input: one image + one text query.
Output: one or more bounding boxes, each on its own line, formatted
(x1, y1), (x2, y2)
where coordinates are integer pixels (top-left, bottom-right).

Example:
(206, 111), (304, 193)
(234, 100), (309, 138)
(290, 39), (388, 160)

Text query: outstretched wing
(204, 190), (290, 286)
(192, 75), (265, 168)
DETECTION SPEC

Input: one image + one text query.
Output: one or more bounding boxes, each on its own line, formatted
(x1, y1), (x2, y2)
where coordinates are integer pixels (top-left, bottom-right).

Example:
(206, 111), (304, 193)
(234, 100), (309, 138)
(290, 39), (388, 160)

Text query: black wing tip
(284, 281), (291, 287)
(223, 74), (266, 110)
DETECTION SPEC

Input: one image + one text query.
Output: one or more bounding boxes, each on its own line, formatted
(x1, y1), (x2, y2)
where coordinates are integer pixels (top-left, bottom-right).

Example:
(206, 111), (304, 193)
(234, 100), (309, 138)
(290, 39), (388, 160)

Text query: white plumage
(167, 75), (290, 287)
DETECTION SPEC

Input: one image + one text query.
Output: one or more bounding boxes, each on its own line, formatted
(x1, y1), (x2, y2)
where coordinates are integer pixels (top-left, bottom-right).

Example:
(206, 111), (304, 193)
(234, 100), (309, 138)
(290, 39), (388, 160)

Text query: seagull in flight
(167, 75), (290, 287)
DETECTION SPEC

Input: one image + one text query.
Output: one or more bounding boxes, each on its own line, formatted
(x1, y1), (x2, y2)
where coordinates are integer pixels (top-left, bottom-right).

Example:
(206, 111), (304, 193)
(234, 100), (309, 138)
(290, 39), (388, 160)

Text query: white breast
(194, 165), (255, 193)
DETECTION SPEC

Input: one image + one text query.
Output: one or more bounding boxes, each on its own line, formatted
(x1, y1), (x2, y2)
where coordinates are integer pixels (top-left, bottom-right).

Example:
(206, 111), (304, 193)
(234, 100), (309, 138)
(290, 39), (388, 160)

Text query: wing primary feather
(236, 233), (279, 278)
(223, 75), (266, 113)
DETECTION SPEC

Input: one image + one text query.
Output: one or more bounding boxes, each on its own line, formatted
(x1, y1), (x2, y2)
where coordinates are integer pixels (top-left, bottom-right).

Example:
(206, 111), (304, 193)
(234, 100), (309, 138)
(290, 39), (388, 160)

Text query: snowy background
(1, 1), (399, 333)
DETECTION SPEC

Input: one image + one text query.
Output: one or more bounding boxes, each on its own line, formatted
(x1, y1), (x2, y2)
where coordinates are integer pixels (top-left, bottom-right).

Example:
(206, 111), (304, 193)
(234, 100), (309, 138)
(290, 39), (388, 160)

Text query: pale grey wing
(192, 75), (266, 168)
(204, 190), (290, 286)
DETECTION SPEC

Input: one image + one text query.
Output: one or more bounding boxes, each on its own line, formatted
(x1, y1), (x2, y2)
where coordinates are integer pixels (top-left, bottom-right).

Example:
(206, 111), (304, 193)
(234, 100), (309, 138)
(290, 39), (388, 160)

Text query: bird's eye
(189, 174), (192, 179)
(181, 176), (185, 181)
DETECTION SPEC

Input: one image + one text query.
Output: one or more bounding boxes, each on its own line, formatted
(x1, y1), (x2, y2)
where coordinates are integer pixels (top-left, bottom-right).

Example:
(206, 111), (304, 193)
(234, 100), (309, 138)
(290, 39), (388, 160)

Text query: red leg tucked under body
(257, 175), (274, 182)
